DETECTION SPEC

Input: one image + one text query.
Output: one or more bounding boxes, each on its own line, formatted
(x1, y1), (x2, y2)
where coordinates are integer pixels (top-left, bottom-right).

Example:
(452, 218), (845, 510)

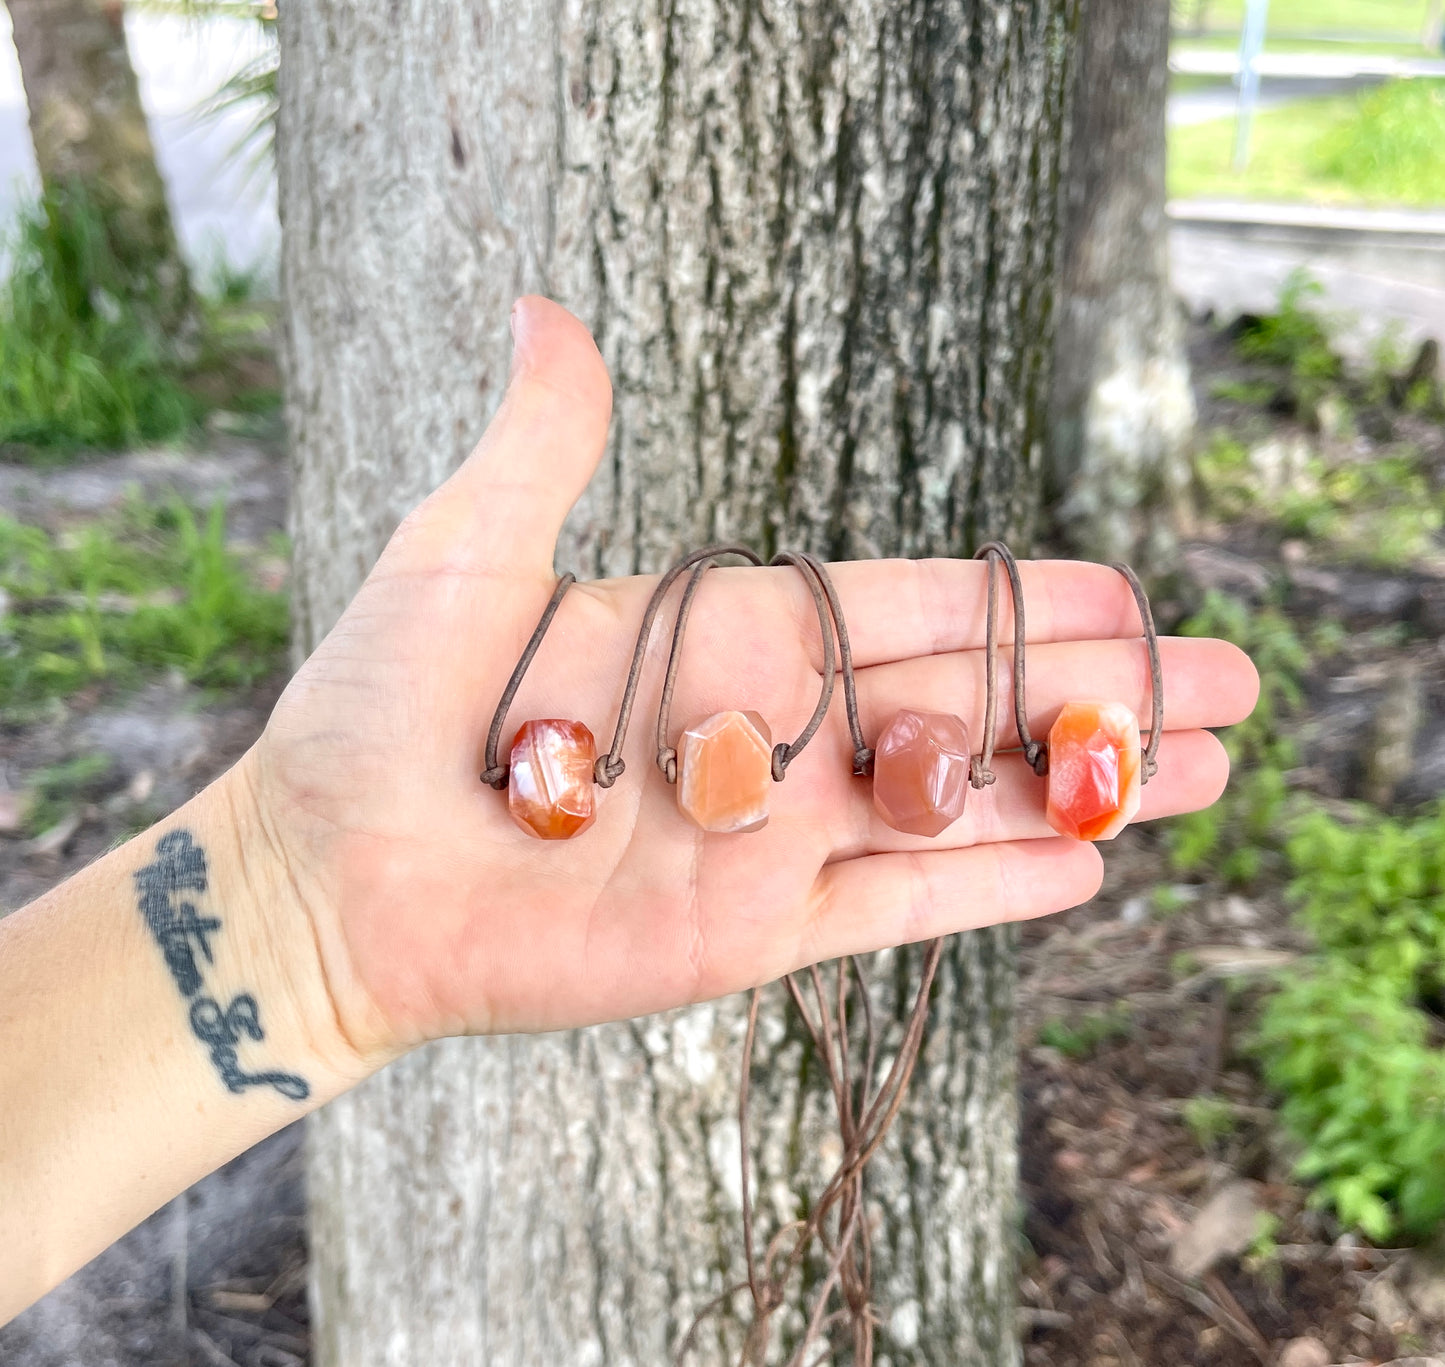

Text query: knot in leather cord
(480, 765), (509, 790)
(658, 748), (678, 784)
(852, 746), (874, 777)
(1024, 741), (1050, 777)
(969, 757), (996, 790)
(594, 755), (626, 788)
(771, 744), (790, 783)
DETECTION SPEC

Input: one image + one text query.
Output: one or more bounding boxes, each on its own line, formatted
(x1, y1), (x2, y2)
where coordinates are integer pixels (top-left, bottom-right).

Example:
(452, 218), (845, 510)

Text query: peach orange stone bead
(1044, 701), (1142, 842)
(871, 708), (973, 837)
(677, 710), (773, 834)
(507, 718), (598, 840)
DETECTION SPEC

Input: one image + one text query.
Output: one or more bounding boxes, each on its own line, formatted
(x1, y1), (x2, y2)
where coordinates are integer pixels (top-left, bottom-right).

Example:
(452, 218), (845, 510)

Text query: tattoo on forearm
(135, 830), (310, 1102)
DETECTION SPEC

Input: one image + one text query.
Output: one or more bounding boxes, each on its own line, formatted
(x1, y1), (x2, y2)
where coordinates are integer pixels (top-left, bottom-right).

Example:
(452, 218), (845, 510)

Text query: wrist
(179, 753), (397, 1103)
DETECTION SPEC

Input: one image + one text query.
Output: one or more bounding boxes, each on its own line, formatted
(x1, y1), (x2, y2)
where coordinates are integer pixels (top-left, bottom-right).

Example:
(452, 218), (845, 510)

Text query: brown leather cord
(683, 938), (945, 1364)
(596, 545), (763, 788)
(973, 541), (1048, 776)
(970, 548), (1002, 790)
(480, 572), (577, 788)
(973, 545), (1164, 785)
(1112, 562), (1164, 784)
(766, 553), (839, 782)
(654, 551), (838, 785)
(796, 552), (873, 777)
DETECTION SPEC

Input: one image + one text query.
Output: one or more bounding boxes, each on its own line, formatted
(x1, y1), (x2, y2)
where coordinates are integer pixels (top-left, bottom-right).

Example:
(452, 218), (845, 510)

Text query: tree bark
(278, 1), (1077, 1361)
(1049, 0), (1193, 567)
(7, 0), (188, 319)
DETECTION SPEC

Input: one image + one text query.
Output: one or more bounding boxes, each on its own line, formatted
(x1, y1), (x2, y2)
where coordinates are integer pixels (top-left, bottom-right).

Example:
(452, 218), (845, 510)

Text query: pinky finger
(799, 838), (1105, 967)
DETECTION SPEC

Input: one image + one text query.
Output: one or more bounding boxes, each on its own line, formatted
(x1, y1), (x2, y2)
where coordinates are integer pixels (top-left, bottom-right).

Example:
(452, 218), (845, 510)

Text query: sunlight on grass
(1175, 0), (1434, 38)
(1169, 78), (1445, 205)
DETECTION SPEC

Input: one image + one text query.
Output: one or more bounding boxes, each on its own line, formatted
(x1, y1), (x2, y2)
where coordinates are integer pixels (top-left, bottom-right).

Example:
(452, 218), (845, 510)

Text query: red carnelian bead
(508, 719), (598, 839)
(871, 708), (972, 837)
(1044, 701), (1141, 842)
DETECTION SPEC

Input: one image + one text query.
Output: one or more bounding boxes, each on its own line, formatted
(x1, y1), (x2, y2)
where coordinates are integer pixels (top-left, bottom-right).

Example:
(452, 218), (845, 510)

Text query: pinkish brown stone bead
(1044, 700), (1142, 842)
(507, 718), (598, 839)
(677, 710), (773, 834)
(871, 708), (972, 837)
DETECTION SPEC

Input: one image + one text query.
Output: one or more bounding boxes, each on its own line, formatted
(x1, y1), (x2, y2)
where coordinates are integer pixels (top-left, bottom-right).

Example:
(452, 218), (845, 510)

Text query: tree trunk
(278, 1), (1077, 1361)
(1049, 0), (1193, 567)
(6, 0), (188, 320)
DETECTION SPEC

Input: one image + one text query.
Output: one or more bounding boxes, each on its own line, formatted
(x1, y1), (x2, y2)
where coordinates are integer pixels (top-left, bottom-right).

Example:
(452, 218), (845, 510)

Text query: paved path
(1171, 202), (1445, 361)
(1171, 49), (1445, 78)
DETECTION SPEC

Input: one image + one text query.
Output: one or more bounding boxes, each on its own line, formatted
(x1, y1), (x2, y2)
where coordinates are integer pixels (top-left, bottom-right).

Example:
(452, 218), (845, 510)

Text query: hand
(244, 297), (1258, 1059)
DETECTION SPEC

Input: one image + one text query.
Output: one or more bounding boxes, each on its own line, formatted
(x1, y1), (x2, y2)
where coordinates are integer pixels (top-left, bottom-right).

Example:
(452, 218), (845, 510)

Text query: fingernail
(509, 296), (537, 373)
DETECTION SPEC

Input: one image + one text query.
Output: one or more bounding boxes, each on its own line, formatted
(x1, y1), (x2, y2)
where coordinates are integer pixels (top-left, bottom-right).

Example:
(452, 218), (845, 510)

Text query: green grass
(1037, 1004), (1134, 1060)
(0, 189), (279, 457)
(1169, 79), (1445, 206)
(1174, 0), (1435, 40)
(0, 499), (288, 719)
(21, 753), (115, 835)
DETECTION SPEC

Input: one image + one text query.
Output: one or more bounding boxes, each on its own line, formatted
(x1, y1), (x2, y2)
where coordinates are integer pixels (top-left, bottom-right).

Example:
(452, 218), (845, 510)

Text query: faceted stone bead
(1044, 700), (1142, 842)
(507, 718), (597, 840)
(677, 710), (773, 834)
(871, 708), (973, 837)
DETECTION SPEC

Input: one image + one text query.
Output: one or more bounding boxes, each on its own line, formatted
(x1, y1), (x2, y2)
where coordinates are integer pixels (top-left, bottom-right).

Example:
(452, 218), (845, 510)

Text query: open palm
(248, 298), (1257, 1060)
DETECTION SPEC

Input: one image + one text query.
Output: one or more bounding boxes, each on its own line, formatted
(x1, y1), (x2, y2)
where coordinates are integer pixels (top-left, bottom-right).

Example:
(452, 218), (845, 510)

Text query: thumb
(388, 296), (613, 578)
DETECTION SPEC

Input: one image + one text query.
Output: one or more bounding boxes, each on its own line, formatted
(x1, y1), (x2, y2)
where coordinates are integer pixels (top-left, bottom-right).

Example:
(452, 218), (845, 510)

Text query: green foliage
(1278, 454), (1443, 569)
(1182, 1094), (1237, 1152)
(1194, 422), (1444, 572)
(1169, 79), (1445, 208)
(1037, 1003), (1133, 1060)
(1234, 271), (1341, 407)
(1312, 81), (1445, 206)
(0, 189), (197, 452)
(1209, 377), (1278, 407)
(133, 1), (277, 177)
(0, 500), (288, 719)
(22, 753), (115, 835)
(1243, 1211), (1283, 1289)
(0, 190), (279, 456)
(1152, 884), (1191, 917)
(1253, 802), (1445, 1242)
(1170, 593), (1305, 885)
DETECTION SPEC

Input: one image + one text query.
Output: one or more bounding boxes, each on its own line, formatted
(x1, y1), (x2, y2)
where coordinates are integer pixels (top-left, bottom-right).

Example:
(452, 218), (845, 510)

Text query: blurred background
(0, 1), (1443, 1364)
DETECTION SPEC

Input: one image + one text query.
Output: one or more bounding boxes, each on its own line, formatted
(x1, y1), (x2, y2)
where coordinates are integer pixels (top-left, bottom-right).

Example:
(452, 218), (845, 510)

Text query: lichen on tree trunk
(1049, 0), (1193, 568)
(279, 1), (1078, 1361)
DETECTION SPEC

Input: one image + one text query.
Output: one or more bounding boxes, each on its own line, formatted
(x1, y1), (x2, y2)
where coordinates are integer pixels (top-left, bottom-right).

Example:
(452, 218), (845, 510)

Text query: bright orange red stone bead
(1044, 701), (1141, 842)
(677, 710), (773, 833)
(871, 708), (972, 837)
(507, 718), (598, 839)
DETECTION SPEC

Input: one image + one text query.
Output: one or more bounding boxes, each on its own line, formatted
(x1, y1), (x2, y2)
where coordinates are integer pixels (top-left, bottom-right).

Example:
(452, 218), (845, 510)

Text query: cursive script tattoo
(135, 830), (309, 1102)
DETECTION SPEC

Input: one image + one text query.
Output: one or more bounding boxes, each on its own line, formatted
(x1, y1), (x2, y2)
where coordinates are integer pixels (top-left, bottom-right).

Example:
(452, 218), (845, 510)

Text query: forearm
(0, 754), (369, 1323)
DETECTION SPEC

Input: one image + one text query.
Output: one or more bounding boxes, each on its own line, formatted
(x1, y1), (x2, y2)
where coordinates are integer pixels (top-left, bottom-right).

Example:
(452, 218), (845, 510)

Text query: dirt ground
(3, 320), (1444, 1366)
